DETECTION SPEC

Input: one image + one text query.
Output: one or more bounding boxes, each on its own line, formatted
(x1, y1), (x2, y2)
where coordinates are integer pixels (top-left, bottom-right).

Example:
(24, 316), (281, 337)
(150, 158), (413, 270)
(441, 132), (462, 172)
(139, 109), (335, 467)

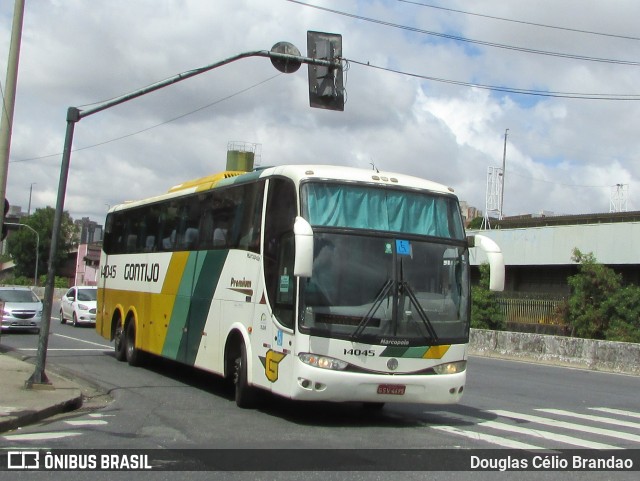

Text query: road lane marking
(15, 348), (111, 352)
(431, 425), (542, 449)
(52, 333), (111, 348)
(536, 408), (640, 429)
(589, 407), (640, 419)
(488, 410), (640, 443)
(431, 411), (620, 449)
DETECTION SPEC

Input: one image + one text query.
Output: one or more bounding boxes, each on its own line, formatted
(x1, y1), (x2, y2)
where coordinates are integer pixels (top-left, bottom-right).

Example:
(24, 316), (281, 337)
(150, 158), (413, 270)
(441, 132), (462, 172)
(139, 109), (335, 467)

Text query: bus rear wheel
(234, 343), (260, 409)
(125, 321), (143, 366)
(114, 321), (126, 361)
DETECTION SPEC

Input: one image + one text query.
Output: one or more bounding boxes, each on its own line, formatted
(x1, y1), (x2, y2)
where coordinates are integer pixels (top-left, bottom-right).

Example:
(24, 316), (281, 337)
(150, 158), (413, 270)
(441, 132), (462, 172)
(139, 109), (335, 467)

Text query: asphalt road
(1, 314), (639, 480)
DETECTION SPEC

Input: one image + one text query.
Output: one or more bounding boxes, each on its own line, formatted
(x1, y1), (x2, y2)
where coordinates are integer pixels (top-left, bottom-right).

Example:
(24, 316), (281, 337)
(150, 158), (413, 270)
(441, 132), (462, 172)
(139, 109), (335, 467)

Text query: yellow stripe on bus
(423, 345), (450, 359)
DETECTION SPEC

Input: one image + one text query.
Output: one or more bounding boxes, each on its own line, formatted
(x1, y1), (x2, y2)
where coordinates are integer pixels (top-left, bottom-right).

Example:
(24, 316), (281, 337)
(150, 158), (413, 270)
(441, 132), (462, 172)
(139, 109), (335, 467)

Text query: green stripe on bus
(380, 346), (430, 358)
(162, 252), (200, 360)
(181, 250), (228, 366)
(162, 250), (228, 364)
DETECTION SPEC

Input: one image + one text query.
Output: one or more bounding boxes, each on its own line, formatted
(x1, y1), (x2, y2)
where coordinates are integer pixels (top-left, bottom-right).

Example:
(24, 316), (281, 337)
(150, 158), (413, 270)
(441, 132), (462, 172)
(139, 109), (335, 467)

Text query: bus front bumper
(289, 360), (466, 405)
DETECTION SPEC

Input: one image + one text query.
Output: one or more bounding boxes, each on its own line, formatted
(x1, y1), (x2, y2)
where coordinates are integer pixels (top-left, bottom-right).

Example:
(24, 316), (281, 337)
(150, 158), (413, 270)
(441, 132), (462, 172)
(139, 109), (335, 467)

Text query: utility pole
(499, 128), (508, 220)
(0, 0), (25, 245)
(28, 182), (35, 215)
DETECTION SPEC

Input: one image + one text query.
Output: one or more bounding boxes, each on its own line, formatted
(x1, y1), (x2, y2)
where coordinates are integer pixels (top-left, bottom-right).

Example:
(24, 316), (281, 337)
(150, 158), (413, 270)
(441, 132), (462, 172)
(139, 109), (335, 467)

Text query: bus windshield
(300, 182), (470, 345)
(303, 182), (465, 240)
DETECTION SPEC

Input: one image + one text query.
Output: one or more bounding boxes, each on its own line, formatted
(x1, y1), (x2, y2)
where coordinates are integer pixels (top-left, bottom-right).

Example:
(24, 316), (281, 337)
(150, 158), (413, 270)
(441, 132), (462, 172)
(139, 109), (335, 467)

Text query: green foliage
(2, 275), (69, 288)
(6, 207), (77, 281)
(467, 216), (484, 230)
(602, 285), (640, 343)
(567, 248), (621, 339)
(4, 275), (32, 286)
(567, 248), (640, 343)
(471, 264), (505, 330)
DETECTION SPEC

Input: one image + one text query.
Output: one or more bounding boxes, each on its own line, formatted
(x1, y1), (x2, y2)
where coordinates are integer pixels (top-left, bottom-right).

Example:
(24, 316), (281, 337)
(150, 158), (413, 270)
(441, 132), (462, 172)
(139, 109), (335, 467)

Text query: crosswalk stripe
(432, 412), (620, 450)
(536, 408), (640, 429)
(488, 410), (640, 443)
(2, 432), (83, 441)
(431, 425), (542, 449)
(64, 420), (108, 426)
(589, 407), (640, 420)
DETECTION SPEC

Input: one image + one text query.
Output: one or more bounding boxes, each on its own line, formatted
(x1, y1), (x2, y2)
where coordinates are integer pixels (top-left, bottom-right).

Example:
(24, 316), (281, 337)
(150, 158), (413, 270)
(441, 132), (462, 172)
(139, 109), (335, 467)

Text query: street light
(5, 222), (39, 285)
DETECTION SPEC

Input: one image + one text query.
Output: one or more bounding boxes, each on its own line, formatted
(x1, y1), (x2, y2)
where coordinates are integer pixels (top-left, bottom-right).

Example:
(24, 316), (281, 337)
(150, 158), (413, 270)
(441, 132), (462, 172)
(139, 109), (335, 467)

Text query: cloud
(2, 0), (639, 226)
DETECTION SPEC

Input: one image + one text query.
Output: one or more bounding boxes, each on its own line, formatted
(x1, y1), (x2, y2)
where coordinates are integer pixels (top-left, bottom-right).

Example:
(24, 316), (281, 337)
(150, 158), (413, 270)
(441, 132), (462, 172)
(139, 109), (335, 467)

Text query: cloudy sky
(2, 0), (639, 225)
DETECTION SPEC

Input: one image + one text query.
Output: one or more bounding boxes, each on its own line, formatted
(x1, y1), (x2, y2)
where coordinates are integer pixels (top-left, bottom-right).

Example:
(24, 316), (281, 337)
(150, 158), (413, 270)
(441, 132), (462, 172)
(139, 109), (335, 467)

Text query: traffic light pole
(26, 42), (343, 388)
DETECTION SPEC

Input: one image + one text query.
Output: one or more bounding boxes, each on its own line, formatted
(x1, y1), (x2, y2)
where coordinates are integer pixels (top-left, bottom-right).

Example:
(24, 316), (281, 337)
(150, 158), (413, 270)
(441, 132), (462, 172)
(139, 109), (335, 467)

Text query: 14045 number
(343, 348), (375, 357)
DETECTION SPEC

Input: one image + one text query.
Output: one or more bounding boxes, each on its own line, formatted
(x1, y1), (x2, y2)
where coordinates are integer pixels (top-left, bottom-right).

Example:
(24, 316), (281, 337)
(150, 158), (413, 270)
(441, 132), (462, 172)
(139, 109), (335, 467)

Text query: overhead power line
(287, 0), (640, 67)
(397, 0), (640, 42)
(10, 73), (281, 164)
(346, 59), (640, 100)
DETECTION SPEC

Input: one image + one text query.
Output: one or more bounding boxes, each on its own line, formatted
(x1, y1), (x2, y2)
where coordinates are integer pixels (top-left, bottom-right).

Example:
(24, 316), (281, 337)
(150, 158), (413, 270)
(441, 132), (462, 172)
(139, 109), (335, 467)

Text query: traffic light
(2, 198), (8, 241)
(307, 31), (344, 111)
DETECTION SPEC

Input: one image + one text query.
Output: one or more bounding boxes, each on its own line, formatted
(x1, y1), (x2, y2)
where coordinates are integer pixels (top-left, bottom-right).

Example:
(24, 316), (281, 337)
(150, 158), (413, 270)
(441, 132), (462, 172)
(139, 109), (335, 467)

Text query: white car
(60, 286), (97, 327)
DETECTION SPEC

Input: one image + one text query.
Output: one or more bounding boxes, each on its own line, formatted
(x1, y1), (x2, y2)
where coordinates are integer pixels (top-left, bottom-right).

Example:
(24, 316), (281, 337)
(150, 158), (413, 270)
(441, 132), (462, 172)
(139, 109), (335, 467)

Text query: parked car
(60, 286), (97, 327)
(0, 286), (43, 334)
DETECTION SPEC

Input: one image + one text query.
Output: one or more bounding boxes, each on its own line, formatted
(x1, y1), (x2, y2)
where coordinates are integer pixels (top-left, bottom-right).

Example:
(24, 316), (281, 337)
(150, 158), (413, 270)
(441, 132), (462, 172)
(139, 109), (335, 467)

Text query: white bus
(97, 163), (504, 408)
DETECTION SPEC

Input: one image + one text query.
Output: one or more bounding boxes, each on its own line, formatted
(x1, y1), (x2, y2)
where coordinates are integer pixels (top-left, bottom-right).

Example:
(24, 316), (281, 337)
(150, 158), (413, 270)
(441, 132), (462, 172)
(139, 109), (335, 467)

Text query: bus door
(257, 177), (298, 392)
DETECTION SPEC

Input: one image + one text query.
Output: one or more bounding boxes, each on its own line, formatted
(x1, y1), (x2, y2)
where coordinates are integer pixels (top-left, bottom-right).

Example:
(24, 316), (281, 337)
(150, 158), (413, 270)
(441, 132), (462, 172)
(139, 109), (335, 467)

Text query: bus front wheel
(234, 343), (260, 409)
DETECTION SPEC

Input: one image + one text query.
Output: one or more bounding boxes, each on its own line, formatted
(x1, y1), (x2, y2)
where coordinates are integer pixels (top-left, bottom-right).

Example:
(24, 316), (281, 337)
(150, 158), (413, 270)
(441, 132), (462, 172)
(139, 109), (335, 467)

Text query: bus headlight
(433, 361), (467, 375)
(299, 353), (348, 371)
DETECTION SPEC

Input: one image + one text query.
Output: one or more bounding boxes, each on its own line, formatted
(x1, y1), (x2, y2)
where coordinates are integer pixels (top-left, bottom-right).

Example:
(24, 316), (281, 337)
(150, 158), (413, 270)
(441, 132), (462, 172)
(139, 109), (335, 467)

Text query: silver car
(0, 286), (43, 334)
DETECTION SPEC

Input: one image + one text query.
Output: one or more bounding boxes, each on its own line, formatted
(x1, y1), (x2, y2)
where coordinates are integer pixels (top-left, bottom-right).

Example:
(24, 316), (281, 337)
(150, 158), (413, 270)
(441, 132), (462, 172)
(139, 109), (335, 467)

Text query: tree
(471, 263), (505, 330)
(567, 248), (621, 340)
(602, 285), (640, 343)
(6, 207), (77, 280)
(467, 216), (484, 230)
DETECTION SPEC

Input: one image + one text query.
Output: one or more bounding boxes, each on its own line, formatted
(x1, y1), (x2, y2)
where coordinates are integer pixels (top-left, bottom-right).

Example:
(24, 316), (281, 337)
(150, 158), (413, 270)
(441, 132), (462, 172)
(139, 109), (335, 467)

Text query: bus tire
(234, 342), (259, 409)
(125, 320), (143, 366)
(114, 320), (127, 362)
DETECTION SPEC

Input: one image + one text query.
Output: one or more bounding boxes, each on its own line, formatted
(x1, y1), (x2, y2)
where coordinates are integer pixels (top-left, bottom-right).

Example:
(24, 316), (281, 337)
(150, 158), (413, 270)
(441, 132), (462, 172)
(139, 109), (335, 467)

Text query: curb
(0, 394), (83, 434)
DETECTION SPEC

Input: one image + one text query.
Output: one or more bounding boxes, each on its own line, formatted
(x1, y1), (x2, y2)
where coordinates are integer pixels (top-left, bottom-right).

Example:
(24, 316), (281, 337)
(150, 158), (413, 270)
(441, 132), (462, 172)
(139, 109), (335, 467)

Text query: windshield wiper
(351, 278), (393, 340)
(399, 281), (439, 342)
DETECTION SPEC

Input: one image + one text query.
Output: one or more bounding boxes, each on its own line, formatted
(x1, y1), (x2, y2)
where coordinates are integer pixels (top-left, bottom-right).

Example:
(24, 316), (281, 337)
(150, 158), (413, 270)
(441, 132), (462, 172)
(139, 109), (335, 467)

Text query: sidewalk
(0, 352), (83, 433)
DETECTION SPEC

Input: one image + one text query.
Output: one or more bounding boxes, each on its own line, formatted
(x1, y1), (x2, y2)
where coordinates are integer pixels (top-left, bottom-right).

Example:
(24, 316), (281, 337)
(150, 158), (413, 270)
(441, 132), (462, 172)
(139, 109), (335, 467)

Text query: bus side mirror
(473, 234), (505, 291)
(294, 216), (314, 277)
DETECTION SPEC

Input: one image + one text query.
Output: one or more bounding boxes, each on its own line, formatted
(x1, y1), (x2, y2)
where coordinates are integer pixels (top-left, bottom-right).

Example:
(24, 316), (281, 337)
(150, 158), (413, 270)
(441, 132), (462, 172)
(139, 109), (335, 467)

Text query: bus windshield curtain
(305, 183), (459, 238)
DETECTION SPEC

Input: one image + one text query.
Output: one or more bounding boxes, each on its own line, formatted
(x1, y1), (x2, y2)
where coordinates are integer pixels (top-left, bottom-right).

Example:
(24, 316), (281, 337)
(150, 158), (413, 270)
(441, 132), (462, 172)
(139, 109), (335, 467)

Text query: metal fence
(497, 295), (567, 326)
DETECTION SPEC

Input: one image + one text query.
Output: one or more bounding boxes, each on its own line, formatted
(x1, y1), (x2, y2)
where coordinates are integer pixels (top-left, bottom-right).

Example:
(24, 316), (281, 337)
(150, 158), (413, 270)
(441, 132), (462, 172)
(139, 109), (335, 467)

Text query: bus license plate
(377, 384), (406, 395)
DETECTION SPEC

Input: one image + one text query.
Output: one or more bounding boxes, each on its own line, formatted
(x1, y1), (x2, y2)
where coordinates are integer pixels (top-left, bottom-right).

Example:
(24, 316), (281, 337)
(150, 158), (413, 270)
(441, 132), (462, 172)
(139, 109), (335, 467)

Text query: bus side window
(199, 191), (231, 250)
(159, 202), (179, 251)
(237, 181), (264, 253)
